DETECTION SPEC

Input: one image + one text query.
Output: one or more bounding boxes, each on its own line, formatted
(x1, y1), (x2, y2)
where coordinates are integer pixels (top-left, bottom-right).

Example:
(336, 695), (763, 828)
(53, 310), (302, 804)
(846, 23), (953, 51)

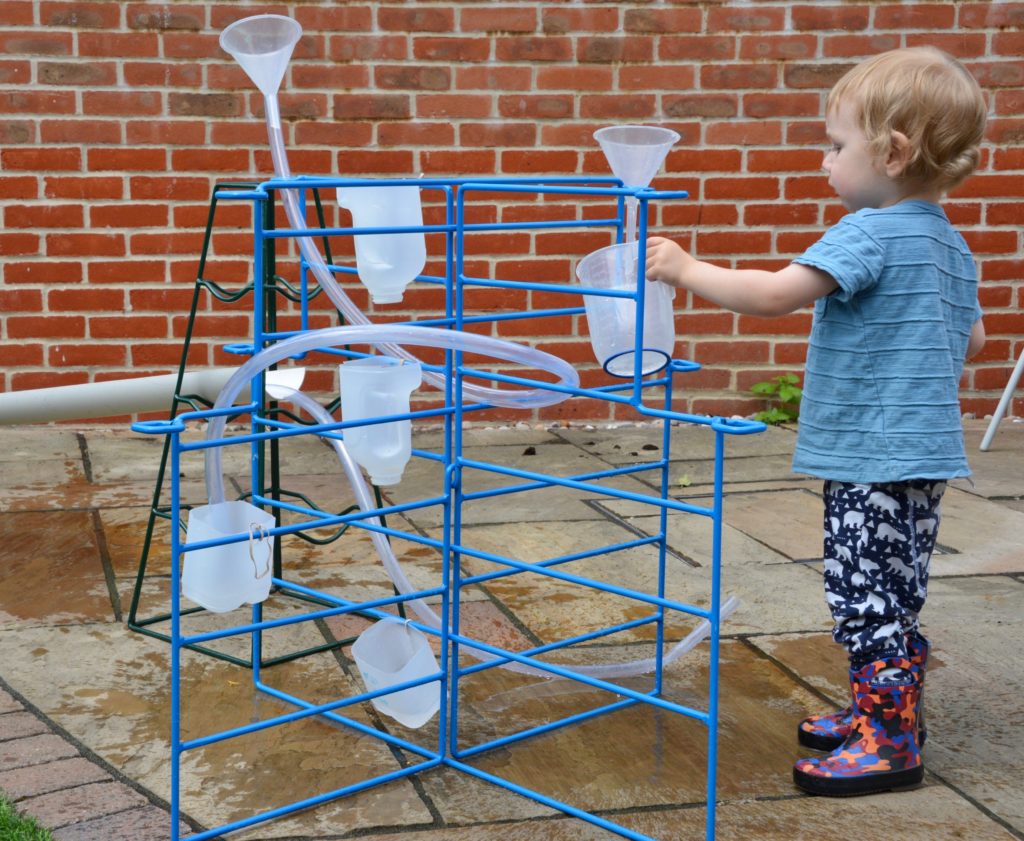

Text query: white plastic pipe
(0, 368), (240, 425)
(979, 346), (1024, 451)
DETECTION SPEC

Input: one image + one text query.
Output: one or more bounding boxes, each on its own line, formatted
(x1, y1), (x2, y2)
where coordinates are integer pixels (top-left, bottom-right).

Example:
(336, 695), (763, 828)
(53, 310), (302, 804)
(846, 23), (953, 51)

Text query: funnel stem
(264, 93), (282, 130)
(625, 196), (639, 246)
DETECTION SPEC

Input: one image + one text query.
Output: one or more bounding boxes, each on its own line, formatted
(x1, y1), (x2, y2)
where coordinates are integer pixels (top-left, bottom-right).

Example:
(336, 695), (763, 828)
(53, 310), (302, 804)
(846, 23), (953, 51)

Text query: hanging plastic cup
(337, 184), (427, 304)
(351, 619), (441, 729)
(339, 356), (422, 486)
(576, 241), (676, 377)
(182, 500), (275, 613)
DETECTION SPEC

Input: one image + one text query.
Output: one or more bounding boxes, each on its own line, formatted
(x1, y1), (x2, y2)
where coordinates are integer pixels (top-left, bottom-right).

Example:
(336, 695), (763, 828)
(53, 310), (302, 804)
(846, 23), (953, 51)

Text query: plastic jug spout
(219, 14), (301, 98)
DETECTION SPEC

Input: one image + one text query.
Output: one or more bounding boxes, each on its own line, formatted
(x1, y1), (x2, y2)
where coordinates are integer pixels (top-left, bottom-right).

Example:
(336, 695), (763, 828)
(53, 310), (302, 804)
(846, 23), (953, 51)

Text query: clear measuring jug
(576, 241), (676, 377)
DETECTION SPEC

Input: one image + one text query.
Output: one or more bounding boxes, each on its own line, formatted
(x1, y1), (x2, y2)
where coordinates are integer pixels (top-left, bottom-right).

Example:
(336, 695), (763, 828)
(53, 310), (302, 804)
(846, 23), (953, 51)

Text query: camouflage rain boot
(793, 656), (924, 797)
(797, 632), (929, 751)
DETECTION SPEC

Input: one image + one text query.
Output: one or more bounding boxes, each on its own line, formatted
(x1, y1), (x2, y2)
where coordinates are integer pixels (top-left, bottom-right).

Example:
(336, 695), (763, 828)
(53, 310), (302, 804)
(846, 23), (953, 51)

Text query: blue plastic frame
(133, 174), (765, 841)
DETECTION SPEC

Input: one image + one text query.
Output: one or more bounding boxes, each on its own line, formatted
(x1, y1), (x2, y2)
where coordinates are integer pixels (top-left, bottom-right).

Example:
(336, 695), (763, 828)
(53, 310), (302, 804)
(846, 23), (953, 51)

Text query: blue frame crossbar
(132, 174), (764, 841)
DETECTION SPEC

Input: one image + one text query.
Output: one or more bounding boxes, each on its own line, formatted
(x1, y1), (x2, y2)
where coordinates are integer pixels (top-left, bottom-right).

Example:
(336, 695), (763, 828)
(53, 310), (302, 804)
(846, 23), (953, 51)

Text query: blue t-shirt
(792, 200), (980, 483)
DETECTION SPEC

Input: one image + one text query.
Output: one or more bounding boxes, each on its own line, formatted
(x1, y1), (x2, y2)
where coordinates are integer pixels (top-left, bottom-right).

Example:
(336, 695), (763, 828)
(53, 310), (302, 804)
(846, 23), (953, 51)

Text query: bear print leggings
(821, 479), (946, 668)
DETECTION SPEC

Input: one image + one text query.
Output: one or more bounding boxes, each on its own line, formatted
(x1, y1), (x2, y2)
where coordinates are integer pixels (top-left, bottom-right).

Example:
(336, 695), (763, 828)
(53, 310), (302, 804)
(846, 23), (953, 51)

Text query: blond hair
(826, 47), (987, 191)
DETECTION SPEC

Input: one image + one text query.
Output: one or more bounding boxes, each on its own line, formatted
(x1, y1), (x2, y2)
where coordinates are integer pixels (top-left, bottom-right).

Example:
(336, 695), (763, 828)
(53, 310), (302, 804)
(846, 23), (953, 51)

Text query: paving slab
(0, 756), (109, 800)
(0, 622), (435, 838)
(19, 779), (150, 830)
(958, 419), (1024, 501)
(385, 441), (658, 529)
(0, 510), (117, 627)
(0, 420), (1019, 841)
(51, 805), (193, 841)
(343, 784), (1019, 840)
(751, 574), (1024, 838)
(926, 488), (1024, 576)
(554, 424), (800, 491)
(554, 422), (797, 462)
(0, 711), (51, 742)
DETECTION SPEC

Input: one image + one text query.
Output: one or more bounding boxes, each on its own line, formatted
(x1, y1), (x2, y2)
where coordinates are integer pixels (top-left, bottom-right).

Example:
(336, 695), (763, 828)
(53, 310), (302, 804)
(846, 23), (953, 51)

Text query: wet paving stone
(0, 422), (1019, 840)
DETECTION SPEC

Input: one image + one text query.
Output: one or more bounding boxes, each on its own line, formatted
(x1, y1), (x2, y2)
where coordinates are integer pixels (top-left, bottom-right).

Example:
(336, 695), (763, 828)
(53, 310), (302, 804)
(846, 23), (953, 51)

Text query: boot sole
(797, 726), (928, 752)
(793, 764), (924, 797)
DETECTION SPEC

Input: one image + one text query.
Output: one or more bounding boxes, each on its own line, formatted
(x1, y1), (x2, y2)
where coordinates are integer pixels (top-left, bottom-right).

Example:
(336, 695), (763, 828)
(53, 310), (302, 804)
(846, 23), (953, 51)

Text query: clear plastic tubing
(262, 96), (575, 411)
(204, 324), (577, 505)
(203, 324), (737, 678)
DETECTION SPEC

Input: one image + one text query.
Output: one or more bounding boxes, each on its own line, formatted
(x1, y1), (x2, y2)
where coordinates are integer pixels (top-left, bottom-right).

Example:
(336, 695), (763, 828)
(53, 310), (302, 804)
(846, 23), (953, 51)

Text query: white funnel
(219, 14), (301, 98)
(594, 125), (680, 188)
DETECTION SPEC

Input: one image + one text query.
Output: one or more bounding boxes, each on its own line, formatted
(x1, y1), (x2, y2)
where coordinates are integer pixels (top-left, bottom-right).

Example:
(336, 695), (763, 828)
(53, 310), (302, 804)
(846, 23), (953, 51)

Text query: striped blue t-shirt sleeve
(794, 214), (886, 303)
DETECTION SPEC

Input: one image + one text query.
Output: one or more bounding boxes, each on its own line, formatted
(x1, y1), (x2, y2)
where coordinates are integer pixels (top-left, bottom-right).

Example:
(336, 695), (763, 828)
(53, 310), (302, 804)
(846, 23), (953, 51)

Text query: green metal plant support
(127, 181), (402, 668)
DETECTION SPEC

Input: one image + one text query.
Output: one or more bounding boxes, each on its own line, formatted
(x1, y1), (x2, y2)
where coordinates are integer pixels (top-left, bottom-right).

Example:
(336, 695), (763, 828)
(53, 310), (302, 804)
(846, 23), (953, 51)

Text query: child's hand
(645, 237), (694, 289)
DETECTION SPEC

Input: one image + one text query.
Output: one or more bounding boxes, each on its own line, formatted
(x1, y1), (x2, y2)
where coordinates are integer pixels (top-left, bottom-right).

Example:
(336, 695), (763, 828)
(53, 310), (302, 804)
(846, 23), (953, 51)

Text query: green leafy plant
(0, 794), (53, 841)
(750, 373), (802, 425)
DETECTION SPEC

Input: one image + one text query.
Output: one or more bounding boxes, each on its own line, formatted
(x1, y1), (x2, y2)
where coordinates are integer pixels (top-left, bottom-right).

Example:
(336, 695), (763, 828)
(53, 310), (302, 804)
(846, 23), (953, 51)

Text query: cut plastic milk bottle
(337, 184), (427, 304)
(351, 619), (440, 729)
(339, 356), (422, 486)
(182, 500), (275, 613)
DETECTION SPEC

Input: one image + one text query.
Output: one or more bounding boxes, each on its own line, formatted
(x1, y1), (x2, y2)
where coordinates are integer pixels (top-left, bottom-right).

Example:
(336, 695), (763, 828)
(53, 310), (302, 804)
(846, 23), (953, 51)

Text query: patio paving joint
(918, 768), (1024, 841)
(74, 432), (93, 484)
(0, 673), (209, 838)
(738, 635), (846, 709)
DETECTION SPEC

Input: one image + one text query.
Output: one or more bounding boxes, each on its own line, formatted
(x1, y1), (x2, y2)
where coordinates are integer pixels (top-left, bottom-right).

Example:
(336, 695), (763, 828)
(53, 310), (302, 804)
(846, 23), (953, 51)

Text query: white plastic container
(339, 356), (421, 486)
(182, 500), (275, 613)
(576, 241), (676, 377)
(351, 619), (440, 729)
(337, 184), (427, 304)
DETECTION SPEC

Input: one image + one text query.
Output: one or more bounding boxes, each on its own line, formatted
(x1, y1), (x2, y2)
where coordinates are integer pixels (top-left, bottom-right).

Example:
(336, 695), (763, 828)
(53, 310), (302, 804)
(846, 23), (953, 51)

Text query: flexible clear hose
(263, 94), (572, 410)
(204, 324), (578, 505)
(202, 324), (736, 677)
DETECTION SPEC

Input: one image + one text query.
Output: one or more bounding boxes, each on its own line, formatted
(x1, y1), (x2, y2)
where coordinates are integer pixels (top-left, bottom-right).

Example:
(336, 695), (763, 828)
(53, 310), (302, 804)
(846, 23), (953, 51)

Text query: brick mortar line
(0, 672), (207, 837)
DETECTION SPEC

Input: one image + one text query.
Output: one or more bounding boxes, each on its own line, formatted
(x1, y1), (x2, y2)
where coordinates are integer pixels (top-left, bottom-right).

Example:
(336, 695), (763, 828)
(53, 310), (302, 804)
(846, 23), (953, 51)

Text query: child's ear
(885, 131), (914, 178)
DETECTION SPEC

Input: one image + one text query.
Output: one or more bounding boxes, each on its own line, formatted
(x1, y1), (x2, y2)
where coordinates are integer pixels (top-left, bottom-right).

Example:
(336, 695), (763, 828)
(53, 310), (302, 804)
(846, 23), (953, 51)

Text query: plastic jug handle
(248, 523), (272, 579)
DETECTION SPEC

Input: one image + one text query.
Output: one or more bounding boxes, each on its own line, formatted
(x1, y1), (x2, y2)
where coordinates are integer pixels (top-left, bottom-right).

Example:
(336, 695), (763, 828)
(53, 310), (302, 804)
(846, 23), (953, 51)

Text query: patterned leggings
(822, 480), (946, 668)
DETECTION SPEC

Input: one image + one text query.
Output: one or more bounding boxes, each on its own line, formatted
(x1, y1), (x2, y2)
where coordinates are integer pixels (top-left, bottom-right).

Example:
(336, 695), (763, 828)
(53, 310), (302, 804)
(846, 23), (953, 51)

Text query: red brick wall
(1, 1), (1022, 423)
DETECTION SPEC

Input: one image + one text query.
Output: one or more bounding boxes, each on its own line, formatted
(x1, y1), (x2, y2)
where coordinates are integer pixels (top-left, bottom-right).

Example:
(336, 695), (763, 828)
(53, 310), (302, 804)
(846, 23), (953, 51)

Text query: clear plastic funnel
(594, 125), (681, 188)
(219, 14), (301, 97)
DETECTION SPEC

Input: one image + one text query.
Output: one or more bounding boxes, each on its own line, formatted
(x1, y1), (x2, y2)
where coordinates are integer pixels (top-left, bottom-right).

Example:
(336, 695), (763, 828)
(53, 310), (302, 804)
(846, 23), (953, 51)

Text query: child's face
(823, 101), (903, 212)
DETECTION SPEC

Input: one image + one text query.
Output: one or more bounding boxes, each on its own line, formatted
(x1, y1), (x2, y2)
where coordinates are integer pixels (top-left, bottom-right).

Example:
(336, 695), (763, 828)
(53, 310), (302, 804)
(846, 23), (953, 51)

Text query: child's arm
(967, 317), (985, 359)
(645, 236), (838, 317)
